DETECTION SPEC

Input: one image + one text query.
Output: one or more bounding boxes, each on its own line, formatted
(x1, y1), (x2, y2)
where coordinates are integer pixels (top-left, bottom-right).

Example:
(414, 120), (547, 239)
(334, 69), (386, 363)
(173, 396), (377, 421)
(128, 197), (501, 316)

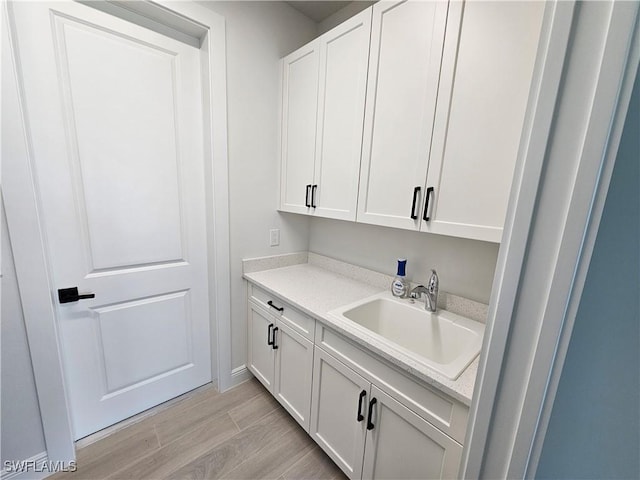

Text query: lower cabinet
(247, 282), (468, 479)
(247, 299), (314, 430)
(310, 347), (463, 480)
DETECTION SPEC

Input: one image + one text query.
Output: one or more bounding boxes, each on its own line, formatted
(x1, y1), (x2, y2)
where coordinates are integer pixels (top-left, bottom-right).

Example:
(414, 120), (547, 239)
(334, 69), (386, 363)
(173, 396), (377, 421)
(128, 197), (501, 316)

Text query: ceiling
(285, 1), (353, 22)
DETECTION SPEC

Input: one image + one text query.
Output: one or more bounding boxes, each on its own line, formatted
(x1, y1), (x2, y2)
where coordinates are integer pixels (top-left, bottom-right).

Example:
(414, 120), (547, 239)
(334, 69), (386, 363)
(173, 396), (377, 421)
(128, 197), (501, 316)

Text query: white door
(313, 7), (371, 221)
(421, 1), (544, 242)
(273, 319), (314, 431)
(279, 40), (320, 215)
(310, 347), (369, 480)
(357, 0), (449, 231)
(8, 1), (211, 439)
(362, 386), (463, 480)
(247, 302), (276, 390)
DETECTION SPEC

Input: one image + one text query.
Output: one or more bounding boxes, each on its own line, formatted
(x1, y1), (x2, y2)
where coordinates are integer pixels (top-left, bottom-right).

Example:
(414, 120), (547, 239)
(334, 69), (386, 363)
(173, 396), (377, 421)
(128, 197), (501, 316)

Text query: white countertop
(243, 260), (479, 406)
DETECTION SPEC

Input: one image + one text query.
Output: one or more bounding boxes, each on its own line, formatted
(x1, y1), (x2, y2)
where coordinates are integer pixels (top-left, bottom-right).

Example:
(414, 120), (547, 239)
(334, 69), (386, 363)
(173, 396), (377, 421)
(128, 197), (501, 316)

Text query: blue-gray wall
(536, 67), (640, 479)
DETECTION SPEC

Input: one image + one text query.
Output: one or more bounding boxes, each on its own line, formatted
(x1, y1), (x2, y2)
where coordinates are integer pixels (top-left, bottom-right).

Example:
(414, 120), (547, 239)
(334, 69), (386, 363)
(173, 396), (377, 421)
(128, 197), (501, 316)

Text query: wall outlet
(269, 229), (280, 247)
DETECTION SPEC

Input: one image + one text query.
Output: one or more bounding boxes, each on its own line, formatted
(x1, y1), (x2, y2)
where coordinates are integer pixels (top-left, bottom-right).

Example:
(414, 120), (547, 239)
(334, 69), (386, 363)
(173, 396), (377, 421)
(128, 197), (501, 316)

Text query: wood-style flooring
(51, 378), (347, 480)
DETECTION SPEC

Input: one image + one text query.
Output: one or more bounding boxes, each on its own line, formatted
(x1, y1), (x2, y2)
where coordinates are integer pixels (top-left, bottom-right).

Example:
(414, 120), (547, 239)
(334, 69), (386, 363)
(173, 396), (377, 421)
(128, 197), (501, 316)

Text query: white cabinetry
(356, 0), (449, 230)
(310, 323), (466, 480)
(280, 8), (371, 220)
(420, 1), (545, 242)
(247, 285), (314, 430)
(279, 0), (544, 243)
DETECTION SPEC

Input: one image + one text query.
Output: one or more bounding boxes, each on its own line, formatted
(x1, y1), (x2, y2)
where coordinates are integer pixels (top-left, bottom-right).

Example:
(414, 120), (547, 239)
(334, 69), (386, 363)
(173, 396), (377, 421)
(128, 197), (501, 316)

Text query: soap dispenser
(391, 258), (409, 298)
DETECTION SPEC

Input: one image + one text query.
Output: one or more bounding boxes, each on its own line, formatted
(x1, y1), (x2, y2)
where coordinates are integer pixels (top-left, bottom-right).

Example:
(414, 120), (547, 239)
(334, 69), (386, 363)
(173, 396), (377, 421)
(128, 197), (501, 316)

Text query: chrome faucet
(410, 270), (439, 312)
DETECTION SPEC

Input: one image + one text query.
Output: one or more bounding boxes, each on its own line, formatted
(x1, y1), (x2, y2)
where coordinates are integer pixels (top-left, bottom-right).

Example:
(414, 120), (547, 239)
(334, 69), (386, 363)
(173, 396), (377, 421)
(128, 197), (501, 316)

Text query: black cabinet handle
(410, 186), (421, 219)
(58, 287), (95, 304)
(267, 323), (274, 346)
(366, 397), (377, 430)
(272, 327), (279, 349)
(305, 184), (312, 207)
(357, 390), (367, 422)
(311, 185), (318, 208)
(267, 300), (284, 312)
(423, 187), (434, 222)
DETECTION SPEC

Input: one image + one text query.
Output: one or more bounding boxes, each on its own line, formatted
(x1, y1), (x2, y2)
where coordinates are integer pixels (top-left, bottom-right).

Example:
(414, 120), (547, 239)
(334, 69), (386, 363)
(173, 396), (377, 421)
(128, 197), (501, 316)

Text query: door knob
(58, 287), (95, 304)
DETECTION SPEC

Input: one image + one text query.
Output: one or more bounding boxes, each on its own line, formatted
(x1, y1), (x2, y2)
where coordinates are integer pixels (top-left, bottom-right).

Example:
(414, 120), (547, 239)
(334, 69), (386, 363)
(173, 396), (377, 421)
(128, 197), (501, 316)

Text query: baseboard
(230, 365), (251, 387)
(1, 451), (67, 480)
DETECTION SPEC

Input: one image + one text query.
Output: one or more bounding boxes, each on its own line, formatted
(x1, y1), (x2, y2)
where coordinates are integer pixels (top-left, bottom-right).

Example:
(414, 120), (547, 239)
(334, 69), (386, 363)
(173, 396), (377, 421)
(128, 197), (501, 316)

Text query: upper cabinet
(357, 0), (448, 230)
(279, 0), (544, 243)
(420, 1), (544, 242)
(279, 9), (372, 220)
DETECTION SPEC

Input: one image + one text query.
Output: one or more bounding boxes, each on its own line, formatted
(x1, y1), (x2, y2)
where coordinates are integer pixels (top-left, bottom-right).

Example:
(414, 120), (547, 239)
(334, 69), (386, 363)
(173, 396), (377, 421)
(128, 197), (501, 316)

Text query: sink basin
(328, 292), (484, 380)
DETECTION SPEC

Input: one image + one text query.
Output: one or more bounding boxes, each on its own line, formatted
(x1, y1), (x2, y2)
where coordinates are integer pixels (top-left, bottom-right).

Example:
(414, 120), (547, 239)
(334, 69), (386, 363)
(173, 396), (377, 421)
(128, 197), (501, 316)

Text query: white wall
(308, 218), (499, 303)
(535, 67), (639, 480)
(197, 1), (316, 371)
(1, 200), (47, 464)
(317, 1), (375, 35)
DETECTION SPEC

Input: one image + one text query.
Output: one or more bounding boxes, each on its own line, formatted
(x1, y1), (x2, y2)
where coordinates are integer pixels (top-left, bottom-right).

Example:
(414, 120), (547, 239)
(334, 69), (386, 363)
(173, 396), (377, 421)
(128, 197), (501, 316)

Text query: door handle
(357, 389), (367, 422)
(423, 187), (434, 222)
(311, 185), (318, 208)
(410, 186), (421, 219)
(305, 184), (312, 207)
(367, 397), (377, 430)
(58, 287), (95, 304)
(267, 323), (274, 346)
(272, 327), (279, 349)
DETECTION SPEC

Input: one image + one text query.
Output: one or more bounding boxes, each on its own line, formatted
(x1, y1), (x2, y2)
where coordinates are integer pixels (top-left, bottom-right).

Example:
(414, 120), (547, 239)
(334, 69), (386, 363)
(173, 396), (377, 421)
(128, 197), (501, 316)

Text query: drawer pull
(272, 327), (279, 350)
(267, 300), (284, 312)
(367, 397), (377, 430)
(357, 390), (367, 422)
(267, 323), (274, 346)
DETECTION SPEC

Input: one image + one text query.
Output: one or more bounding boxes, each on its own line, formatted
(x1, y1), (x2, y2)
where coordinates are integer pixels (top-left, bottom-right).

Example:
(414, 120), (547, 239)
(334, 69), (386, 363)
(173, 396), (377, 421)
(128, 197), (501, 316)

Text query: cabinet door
(421, 1), (544, 242)
(280, 40), (320, 214)
(362, 386), (463, 480)
(357, 0), (448, 230)
(273, 320), (314, 431)
(313, 8), (372, 221)
(247, 302), (275, 391)
(310, 347), (370, 480)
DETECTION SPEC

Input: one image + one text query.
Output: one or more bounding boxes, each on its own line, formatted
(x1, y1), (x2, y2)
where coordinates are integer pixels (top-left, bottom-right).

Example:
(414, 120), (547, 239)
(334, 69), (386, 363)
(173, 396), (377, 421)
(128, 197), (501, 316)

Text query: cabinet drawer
(248, 284), (315, 341)
(315, 322), (469, 443)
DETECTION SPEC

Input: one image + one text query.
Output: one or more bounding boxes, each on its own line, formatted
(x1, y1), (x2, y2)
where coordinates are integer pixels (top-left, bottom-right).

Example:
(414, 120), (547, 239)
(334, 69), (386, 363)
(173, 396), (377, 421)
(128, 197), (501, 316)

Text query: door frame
(461, 1), (639, 478)
(2, 0), (230, 462)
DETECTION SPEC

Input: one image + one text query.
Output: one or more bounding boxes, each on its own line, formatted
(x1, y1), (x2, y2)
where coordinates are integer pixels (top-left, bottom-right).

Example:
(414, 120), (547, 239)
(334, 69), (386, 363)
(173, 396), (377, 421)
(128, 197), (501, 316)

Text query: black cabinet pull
(366, 397), (377, 430)
(305, 184), (312, 207)
(58, 287), (95, 304)
(272, 327), (279, 349)
(311, 185), (318, 208)
(267, 300), (284, 312)
(423, 187), (434, 221)
(410, 186), (421, 219)
(357, 390), (367, 422)
(267, 323), (274, 346)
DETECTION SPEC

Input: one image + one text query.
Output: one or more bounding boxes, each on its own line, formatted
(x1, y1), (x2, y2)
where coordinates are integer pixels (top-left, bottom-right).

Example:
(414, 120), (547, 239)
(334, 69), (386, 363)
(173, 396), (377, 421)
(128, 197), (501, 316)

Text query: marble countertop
(243, 259), (479, 406)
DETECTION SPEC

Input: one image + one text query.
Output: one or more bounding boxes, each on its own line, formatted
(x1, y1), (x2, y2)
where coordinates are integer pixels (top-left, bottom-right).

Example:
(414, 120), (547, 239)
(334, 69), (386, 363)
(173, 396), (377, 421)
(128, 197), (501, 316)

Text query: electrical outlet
(269, 229), (280, 247)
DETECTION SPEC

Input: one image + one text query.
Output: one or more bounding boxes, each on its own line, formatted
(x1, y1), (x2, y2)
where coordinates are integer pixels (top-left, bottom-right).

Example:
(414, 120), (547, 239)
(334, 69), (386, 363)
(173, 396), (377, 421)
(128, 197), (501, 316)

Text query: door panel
(274, 320), (314, 431)
(362, 386), (463, 480)
(247, 302), (275, 390)
(9, 1), (211, 439)
(57, 15), (185, 270)
(313, 8), (371, 221)
(357, 0), (448, 230)
(280, 41), (319, 214)
(310, 347), (369, 480)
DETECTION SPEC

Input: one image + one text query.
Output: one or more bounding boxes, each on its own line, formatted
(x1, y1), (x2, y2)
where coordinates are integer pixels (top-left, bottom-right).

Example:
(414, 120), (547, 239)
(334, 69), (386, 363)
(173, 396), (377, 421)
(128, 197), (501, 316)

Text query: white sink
(328, 292), (484, 380)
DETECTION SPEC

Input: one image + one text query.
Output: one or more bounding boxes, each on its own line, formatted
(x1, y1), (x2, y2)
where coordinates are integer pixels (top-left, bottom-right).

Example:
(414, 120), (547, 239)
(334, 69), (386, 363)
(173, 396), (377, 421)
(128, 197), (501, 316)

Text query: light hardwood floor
(51, 378), (346, 480)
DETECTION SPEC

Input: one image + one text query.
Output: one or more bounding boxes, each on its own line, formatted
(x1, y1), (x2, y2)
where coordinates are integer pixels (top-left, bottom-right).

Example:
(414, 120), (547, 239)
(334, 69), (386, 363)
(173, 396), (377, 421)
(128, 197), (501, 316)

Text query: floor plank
(281, 446), (348, 480)
(48, 378), (346, 480)
(167, 408), (296, 480)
